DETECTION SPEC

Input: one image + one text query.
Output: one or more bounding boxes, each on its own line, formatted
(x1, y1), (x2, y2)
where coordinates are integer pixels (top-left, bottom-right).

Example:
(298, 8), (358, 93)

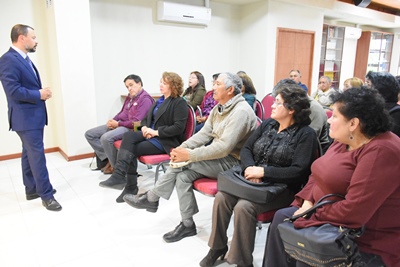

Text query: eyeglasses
(189, 76), (198, 80)
(272, 101), (284, 107)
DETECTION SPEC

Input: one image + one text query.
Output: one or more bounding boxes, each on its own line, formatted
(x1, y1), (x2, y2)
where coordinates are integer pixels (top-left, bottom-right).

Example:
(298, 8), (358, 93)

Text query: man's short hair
(289, 69), (301, 76)
(11, 24), (33, 43)
(124, 74), (143, 86)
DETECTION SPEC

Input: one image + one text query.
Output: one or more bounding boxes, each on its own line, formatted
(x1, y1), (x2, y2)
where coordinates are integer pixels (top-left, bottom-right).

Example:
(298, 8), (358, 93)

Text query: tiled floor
(0, 152), (268, 267)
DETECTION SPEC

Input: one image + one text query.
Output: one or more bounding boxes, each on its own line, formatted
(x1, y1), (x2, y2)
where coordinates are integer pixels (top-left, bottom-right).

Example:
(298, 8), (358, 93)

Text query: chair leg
(154, 162), (168, 184)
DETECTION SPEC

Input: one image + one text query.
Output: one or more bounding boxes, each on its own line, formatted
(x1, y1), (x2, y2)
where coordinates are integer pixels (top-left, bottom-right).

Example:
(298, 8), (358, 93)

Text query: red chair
(261, 93), (275, 119)
(325, 108), (333, 119)
(254, 99), (264, 121)
(114, 104), (196, 183)
(193, 119), (273, 228)
(193, 177), (277, 229)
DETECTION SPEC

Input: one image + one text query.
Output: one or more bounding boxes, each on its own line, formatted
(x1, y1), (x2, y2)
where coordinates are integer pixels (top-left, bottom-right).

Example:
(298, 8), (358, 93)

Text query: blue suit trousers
(16, 128), (54, 201)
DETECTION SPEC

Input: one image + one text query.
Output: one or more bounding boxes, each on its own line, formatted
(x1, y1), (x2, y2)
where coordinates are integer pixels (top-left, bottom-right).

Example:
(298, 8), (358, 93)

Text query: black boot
(116, 170), (138, 203)
(199, 246), (228, 267)
(99, 149), (132, 190)
(92, 154), (108, 171)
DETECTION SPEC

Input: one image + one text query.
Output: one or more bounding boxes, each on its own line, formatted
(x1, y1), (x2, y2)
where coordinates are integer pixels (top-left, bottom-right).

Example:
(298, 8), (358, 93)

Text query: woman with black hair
(200, 86), (319, 267)
(366, 71), (400, 137)
(263, 88), (400, 267)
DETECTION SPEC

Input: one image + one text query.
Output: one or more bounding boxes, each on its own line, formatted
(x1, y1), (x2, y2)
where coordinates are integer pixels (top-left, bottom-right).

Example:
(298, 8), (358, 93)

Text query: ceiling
(212, 0), (400, 9)
(211, 0), (400, 29)
(372, 0), (400, 9)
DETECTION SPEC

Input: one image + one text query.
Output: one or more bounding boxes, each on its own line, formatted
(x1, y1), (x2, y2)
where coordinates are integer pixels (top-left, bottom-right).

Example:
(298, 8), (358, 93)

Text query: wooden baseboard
(0, 147), (95, 162)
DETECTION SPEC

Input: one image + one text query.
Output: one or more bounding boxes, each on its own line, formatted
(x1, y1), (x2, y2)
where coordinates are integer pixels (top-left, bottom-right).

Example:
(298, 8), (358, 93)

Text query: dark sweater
(240, 118), (319, 193)
(387, 102), (400, 137)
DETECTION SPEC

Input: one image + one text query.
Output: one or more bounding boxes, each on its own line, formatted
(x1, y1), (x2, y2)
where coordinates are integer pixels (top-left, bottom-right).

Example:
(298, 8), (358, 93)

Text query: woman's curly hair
(162, 71), (184, 98)
(330, 87), (391, 138)
(278, 85), (311, 126)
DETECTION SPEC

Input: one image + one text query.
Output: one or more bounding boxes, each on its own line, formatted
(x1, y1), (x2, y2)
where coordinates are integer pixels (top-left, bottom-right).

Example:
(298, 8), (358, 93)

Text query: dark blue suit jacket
(0, 47), (47, 131)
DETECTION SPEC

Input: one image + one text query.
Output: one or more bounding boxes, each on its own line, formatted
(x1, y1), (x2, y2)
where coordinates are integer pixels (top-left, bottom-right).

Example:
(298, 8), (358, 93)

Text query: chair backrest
(196, 106), (202, 118)
(261, 93), (275, 119)
(325, 108), (333, 119)
(254, 99), (264, 121)
(184, 104), (196, 140)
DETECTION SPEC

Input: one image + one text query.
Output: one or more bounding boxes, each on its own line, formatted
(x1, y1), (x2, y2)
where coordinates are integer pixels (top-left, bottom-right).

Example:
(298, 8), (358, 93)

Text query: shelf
(320, 24), (344, 90)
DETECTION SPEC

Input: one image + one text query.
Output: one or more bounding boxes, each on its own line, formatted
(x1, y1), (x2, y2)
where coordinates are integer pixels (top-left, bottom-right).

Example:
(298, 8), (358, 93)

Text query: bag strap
(289, 194), (345, 221)
(389, 105), (400, 114)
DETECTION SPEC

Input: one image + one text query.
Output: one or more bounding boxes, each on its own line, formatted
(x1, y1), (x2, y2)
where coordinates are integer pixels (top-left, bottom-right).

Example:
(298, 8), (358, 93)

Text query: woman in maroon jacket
(263, 88), (400, 267)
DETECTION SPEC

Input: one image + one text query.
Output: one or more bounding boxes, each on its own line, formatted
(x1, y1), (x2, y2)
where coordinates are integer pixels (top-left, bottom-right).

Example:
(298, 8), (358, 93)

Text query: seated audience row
(122, 72), (258, 243)
(88, 70), (399, 267)
(263, 88), (400, 267)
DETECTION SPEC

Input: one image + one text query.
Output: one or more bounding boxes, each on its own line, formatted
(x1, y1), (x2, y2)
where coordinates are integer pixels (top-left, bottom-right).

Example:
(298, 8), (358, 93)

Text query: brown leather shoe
(103, 166), (114, 174)
(101, 162), (111, 172)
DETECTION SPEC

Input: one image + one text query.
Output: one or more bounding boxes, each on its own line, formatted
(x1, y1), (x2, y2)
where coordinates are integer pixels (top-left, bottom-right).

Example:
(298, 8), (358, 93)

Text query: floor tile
(0, 152), (269, 267)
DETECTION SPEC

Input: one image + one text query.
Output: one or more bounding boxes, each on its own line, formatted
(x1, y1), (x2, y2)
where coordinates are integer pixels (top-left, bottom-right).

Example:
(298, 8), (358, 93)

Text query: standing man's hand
(39, 87), (52, 100)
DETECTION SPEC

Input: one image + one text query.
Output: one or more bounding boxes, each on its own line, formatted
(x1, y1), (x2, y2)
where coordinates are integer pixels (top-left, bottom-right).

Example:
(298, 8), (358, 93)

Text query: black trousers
(119, 131), (164, 183)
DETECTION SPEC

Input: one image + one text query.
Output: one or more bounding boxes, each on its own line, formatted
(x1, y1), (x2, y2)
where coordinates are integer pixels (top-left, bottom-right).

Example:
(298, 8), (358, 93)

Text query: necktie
(25, 56), (37, 78)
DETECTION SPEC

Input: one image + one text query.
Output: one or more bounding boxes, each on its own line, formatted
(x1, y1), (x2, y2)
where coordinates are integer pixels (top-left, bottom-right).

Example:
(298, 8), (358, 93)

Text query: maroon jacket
(292, 132), (400, 267)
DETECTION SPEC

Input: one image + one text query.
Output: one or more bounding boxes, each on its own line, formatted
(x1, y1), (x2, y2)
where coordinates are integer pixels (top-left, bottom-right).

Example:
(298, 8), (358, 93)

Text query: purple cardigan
(113, 89), (154, 129)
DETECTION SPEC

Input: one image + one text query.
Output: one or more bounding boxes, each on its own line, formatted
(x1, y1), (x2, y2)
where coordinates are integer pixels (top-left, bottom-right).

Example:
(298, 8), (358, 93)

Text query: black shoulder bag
(217, 165), (287, 204)
(277, 194), (364, 267)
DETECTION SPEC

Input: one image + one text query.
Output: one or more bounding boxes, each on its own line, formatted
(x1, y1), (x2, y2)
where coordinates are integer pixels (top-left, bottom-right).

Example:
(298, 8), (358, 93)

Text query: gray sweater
(181, 94), (257, 162)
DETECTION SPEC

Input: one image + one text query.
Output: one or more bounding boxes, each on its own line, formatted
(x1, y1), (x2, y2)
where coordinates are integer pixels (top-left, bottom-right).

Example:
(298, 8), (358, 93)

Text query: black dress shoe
(42, 198), (62, 211)
(199, 246), (228, 267)
(26, 189), (57, 201)
(116, 186), (138, 203)
(123, 192), (158, 212)
(163, 221), (197, 243)
(99, 175), (125, 190)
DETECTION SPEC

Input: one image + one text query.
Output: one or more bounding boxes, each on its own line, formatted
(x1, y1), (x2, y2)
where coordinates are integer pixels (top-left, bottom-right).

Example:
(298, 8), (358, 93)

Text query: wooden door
(275, 28), (315, 94)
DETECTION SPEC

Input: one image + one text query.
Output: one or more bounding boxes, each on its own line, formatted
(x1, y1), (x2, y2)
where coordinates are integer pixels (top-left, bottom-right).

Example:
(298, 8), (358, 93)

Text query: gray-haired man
(124, 72), (258, 243)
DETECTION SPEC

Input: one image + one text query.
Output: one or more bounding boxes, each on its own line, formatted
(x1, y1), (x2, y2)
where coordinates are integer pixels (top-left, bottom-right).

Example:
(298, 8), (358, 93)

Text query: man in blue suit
(0, 24), (61, 211)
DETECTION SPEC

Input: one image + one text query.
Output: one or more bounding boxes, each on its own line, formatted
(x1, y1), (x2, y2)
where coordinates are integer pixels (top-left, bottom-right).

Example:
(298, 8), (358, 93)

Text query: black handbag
(277, 194), (364, 267)
(217, 165), (287, 204)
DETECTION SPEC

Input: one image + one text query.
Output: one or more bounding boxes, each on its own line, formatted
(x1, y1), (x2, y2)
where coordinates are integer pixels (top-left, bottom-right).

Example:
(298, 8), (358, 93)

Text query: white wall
(0, 0), (54, 156)
(237, 1), (270, 99)
(89, 0), (241, 122)
(265, 1), (325, 95)
(1, 0), (399, 159)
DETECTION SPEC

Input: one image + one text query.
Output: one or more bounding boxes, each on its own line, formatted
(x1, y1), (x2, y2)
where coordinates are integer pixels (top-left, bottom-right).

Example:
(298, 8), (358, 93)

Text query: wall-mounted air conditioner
(157, 1), (212, 26)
